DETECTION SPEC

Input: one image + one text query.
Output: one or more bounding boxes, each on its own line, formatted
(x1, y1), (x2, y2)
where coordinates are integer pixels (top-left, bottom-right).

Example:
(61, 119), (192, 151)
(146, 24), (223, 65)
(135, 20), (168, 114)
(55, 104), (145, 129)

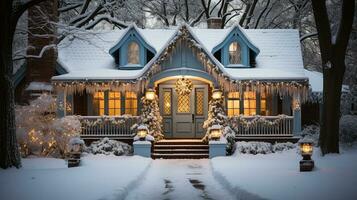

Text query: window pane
(163, 90), (171, 115)
(196, 90), (204, 115)
(108, 91), (121, 116)
(229, 42), (241, 64)
(93, 92), (104, 116)
(177, 94), (190, 113)
(125, 92), (137, 116)
(243, 91), (256, 116)
(227, 92), (240, 117)
(128, 42), (139, 64)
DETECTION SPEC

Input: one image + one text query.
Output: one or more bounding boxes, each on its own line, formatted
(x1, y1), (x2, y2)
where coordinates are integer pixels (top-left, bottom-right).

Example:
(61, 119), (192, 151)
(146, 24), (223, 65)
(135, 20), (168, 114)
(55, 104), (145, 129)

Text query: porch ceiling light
(145, 89), (156, 101)
(210, 124), (222, 140)
(137, 125), (148, 140)
(299, 140), (315, 172)
(212, 89), (223, 100)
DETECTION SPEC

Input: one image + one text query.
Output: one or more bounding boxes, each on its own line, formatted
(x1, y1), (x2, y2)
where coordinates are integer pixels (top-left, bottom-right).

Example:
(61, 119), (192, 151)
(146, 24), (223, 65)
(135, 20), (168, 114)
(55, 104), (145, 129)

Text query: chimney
(207, 18), (223, 29)
(26, 0), (58, 99)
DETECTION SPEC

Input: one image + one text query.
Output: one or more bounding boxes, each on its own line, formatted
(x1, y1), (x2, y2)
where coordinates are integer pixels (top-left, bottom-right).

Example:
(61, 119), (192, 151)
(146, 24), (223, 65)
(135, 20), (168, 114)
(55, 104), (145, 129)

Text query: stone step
(153, 148), (209, 154)
(154, 144), (209, 149)
(152, 153), (209, 159)
(155, 139), (207, 145)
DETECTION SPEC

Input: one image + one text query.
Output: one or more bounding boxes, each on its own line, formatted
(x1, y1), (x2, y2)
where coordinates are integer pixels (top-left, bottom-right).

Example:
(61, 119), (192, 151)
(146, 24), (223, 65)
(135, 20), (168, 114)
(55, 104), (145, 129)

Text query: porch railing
(229, 115), (294, 137)
(80, 116), (139, 138)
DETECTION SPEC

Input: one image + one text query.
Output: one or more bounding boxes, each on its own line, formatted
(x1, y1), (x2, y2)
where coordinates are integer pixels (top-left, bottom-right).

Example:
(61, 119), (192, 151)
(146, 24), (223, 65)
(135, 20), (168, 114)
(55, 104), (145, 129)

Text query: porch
(79, 115), (297, 140)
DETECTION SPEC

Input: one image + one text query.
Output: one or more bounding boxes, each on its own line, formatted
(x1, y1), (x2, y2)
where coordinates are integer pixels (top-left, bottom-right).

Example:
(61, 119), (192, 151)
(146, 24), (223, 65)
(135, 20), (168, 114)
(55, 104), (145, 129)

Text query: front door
(159, 83), (208, 138)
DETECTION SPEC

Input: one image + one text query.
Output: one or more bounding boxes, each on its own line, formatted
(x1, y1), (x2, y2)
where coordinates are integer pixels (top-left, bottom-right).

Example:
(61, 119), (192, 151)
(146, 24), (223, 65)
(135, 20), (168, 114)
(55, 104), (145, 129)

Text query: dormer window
(228, 42), (241, 64)
(128, 41), (140, 64)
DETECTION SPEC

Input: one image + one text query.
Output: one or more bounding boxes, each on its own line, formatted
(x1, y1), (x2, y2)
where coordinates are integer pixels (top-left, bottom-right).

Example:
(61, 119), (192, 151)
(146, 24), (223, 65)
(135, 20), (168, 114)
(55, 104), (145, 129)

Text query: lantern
(299, 140), (315, 172)
(210, 124), (222, 140)
(212, 89), (223, 100)
(145, 89), (155, 101)
(137, 125), (148, 140)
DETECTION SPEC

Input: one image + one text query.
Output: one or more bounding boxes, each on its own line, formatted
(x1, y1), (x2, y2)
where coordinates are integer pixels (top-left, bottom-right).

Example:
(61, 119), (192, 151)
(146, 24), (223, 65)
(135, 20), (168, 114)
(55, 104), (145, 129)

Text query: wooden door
(159, 84), (208, 138)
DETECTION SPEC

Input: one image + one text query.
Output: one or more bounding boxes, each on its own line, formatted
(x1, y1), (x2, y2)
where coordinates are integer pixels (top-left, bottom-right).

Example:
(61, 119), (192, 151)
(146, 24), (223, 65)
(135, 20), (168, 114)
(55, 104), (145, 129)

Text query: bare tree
(311, 0), (355, 154)
(0, 0), (51, 169)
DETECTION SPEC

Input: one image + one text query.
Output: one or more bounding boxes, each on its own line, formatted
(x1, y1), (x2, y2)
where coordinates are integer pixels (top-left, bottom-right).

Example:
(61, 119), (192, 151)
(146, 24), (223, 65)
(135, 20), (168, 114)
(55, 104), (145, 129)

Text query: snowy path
(124, 159), (237, 200)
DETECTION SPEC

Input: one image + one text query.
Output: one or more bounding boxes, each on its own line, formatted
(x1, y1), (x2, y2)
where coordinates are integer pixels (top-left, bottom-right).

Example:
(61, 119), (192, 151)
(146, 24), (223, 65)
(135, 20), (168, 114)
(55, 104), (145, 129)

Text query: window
(108, 91), (121, 116)
(125, 92), (138, 115)
(227, 92), (240, 116)
(127, 41), (140, 64)
(177, 95), (190, 113)
(228, 42), (241, 64)
(260, 91), (267, 116)
(93, 92), (105, 116)
(163, 90), (172, 115)
(244, 91), (256, 116)
(196, 90), (204, 115)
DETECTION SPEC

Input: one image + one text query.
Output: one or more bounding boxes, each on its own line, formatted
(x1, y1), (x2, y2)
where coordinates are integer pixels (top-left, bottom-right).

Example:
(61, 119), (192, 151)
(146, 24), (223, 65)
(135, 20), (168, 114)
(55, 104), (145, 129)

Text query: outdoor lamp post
(210, 124), (222, 140)
(299, 141), (314, 171)
(212, 89), (223, 100)
(137, 126), (148, 141)
(145, 89), (155, 101)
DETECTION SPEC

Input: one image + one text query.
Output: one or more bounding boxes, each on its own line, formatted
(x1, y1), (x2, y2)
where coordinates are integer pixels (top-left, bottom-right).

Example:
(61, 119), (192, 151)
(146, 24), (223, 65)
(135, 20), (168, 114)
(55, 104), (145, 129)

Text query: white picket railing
(80, 116), (139, 138)
(229, 115), (294, 137)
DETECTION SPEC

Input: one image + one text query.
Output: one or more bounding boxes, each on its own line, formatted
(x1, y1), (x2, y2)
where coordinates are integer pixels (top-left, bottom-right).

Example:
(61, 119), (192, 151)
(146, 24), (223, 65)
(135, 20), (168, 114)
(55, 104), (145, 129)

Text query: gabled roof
(211, 25), (260, 56)
(108, 24), (156, 59)
(52, 24), (307, 81)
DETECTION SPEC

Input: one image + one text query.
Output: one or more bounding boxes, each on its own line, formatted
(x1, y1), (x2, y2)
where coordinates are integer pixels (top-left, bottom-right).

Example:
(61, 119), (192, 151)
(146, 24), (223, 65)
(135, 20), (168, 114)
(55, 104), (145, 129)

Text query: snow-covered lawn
(212, 147), (357, 200)
(0, 155), (151, 200)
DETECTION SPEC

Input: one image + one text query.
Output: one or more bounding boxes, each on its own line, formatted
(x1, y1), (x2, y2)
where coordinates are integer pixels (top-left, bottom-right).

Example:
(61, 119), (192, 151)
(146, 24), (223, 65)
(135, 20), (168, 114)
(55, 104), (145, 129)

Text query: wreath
(175, 78), (193, 96)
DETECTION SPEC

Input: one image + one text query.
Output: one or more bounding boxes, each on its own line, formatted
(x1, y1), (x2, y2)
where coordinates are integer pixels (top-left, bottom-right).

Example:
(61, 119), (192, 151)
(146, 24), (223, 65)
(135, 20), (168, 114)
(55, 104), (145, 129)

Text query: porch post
(57, 89), (67, 117)
(293, 97), (301, 135)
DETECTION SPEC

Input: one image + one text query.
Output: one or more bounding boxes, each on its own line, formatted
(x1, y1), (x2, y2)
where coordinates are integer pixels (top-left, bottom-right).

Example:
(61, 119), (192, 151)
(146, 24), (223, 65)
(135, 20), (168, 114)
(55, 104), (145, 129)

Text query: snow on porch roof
(53, 25), (307, 82)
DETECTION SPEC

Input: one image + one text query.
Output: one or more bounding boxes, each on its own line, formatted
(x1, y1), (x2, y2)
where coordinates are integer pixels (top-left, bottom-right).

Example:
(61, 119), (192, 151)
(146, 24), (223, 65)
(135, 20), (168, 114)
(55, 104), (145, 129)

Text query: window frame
(226, 91), (269, 117)
(119, 37), (146, 69)
(90, 91), (138, 116)
(222, 35), (250, 68)
(124, 91), (138, 116)
(227, 92), (241, 117)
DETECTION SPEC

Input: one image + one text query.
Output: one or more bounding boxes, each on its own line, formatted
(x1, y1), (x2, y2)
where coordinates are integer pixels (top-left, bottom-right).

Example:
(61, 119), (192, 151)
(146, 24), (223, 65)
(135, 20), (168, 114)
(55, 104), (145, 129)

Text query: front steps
(152, 139), (209, 159)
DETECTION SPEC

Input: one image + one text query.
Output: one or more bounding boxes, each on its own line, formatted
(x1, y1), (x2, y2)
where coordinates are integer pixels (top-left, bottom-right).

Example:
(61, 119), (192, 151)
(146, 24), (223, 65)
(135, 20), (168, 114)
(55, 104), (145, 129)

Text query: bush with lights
(16, 94), (81, 158)
(132, 89), (164, 141)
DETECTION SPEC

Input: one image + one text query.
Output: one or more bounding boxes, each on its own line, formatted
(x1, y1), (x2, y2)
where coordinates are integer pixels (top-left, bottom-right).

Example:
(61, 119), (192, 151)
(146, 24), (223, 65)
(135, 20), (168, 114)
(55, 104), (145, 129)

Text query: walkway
(124, 159), (236, 200)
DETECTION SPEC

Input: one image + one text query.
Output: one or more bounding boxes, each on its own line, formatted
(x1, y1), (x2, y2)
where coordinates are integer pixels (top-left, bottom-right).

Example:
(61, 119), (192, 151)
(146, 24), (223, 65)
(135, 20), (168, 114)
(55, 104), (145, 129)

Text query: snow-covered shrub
(339, 115), (357, 144)
(223, 126), (236, 155)
(272, 142), (296, 152)
(299, 125), (320, 146)
(16, 94), (81, 158)
(86, 137), (132, 156)
(132, 95), (163, 140)
(235, 142), (273, 154)
(234, 141), (296, 155)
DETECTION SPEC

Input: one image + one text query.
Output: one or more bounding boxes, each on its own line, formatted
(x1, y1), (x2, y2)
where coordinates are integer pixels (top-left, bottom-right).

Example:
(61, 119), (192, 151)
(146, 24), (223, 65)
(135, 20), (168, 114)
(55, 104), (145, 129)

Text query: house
(48, 22), (322, 144)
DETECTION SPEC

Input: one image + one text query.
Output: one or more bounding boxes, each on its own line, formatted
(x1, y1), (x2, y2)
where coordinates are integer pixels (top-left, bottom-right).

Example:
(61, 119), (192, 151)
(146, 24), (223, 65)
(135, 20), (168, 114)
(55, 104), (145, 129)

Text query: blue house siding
(161, 40), (205, 71)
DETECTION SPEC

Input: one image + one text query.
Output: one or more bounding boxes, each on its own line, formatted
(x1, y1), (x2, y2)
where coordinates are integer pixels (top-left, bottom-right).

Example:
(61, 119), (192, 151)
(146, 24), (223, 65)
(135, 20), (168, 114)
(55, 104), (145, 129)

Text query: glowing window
(125, 92), (138, 116)
(228, 42), (241, 64)
(244, 91), (256, 116)
(108, 91), (121, 116)
(127, 41), (140, 64)
(93, 92), (105, 116)
(260, 91), (267, 116)
(227, 92), (240, 117)
(163, 90), (171, 115)
(196, 90), (204, 115)
(177, 95), (190, 113)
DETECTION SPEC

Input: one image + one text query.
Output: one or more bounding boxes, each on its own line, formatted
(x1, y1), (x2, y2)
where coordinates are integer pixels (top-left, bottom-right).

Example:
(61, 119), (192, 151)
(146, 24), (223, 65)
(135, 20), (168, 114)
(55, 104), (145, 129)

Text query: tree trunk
(0, 0), (22, 169)
(319, 61), (345, 154)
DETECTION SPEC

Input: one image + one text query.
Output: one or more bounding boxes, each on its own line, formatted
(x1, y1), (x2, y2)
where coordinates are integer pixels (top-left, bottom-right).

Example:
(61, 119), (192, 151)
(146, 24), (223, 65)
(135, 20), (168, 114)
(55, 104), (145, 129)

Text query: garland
(81, 115), (139, 127)
(229, 114), (290, 129)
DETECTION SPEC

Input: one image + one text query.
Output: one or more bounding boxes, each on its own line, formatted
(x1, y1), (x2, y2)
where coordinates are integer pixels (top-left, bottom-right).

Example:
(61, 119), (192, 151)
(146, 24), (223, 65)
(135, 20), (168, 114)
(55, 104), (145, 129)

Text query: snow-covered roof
(304, 69), (323, 92)
(53, 25), (307, 82)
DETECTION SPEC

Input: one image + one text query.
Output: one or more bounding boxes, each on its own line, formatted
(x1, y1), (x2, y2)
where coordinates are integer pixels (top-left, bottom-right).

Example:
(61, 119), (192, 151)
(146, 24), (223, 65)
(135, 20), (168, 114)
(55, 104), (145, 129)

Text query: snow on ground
(212, 147), (357, 200)
(0, 155), (151, 200)
(125, 159), (236, 200)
